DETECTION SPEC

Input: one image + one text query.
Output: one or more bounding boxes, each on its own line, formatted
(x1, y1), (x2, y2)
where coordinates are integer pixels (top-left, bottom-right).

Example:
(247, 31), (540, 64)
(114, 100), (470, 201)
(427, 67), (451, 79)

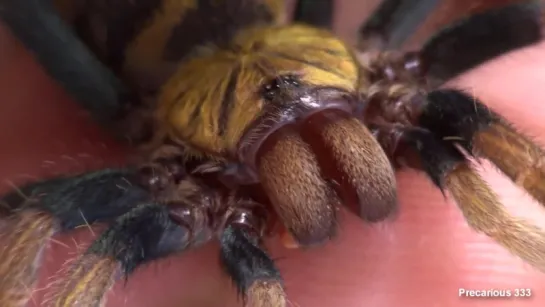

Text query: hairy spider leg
(365, 1), (545, 272)
(0, 169), (150, 306)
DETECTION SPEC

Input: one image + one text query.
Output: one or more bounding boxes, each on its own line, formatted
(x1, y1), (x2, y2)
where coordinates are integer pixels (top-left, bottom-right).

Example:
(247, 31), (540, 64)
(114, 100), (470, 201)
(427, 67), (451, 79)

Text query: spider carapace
(1, 0), (545, 306)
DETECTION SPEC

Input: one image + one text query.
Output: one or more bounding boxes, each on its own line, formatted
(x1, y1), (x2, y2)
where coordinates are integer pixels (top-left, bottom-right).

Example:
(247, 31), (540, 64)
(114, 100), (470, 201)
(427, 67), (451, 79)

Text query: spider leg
(0, 0), (129, 127)
(0, 169), (150, 307)
(20, 155), (283, 306)
(379, 126), (545, 271)
(419, 89), (545, 211)
(357, 0), (441, 50)
(145, 156), (286, 306)
(49, 197), (284, 307)
(48, 203), (193, 306)
(418, 1), (543, 84)
(292, 0), (333, 29)
(220, 223), (284, 307)
(0, 210), (55, 306)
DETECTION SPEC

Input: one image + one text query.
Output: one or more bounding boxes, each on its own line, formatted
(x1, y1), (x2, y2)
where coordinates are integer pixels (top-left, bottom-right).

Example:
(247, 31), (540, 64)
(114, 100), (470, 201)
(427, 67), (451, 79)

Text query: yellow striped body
(52, 0), (361, 159)
(157, 25), (359, 157)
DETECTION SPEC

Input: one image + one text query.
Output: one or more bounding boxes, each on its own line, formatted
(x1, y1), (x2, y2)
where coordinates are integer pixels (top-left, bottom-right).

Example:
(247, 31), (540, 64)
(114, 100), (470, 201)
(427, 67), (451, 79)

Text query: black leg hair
(0, 168), (150, 306)
(1, 162), (282, 306)
(220, 224), (285, 307)
(418, 90), (495, 152)
(358, 0), (441, 50)
(2, 169), (151, 229)
(399, 128), (467, 188)
(419, 89), (545, 207)
(0, 0), (128, 127)
(49, 203), (193, 307)
(397, 128), (545, 272)
(292, 0), (334, 29)
(419, 1), (543, 83)
(48, 185), (282, 306)
(362, 0), (545, 274)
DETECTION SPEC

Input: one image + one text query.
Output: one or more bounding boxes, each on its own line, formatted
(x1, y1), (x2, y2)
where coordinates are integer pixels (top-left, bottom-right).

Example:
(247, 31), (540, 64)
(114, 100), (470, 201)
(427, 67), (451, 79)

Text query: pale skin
(2, 5), (545, 307)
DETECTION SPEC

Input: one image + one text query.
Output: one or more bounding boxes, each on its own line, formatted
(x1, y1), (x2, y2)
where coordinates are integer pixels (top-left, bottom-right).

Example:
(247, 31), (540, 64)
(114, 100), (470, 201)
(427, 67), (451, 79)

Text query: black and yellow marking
(49, 0), (361, 158)
(155, 25), (360, 158)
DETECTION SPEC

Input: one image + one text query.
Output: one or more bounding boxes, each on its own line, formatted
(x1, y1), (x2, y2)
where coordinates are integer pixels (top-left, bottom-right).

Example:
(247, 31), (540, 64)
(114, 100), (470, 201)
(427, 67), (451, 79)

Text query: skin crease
(2, 1), (545, 306)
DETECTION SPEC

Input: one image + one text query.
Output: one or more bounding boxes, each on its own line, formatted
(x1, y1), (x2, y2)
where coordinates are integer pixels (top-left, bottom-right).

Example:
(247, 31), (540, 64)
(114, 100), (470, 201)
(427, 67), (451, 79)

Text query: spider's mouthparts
(250, 108), (398, 246)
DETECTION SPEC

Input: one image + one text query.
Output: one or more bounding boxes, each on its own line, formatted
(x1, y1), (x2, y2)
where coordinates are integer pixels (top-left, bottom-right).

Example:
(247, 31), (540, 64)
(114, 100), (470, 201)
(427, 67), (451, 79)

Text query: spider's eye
(261, 74), (301, 101)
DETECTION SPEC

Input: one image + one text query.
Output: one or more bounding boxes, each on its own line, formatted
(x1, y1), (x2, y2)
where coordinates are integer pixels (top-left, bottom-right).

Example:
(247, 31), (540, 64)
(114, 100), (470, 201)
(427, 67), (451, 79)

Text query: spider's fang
(280, 229), (300, 249)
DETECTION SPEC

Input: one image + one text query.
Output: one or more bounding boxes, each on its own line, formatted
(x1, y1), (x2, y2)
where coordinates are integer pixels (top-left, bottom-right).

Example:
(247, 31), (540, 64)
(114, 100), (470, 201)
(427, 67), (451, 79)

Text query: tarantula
(1, 0), (545, 306)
